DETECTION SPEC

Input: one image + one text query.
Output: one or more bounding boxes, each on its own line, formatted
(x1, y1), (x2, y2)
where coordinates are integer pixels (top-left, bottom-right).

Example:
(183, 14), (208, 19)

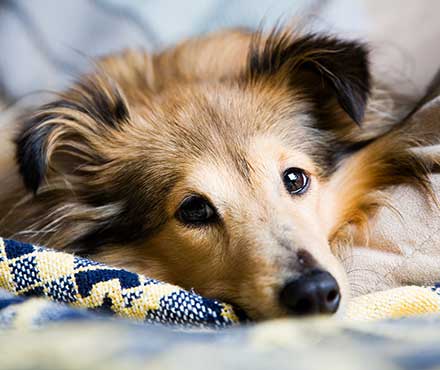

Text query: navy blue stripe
(4, 239), (35, 259)
(74, 269), (140, 297)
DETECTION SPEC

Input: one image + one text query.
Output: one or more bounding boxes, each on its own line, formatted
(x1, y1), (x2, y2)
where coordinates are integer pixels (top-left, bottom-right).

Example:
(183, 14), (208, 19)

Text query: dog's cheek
(135, 223), (227, 286)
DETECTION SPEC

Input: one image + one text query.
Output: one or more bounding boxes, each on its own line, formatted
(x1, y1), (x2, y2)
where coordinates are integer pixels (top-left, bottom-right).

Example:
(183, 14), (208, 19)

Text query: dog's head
(14, 29), (427, 320)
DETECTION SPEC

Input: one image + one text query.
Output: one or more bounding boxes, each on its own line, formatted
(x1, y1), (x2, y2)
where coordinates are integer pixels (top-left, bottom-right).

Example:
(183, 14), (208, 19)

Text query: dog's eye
(282, 167), (310, 195)
(176, 195), (217, 226)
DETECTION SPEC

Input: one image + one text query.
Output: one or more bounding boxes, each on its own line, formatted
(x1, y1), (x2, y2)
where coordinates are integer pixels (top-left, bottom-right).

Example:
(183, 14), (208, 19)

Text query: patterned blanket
(0, 238), (242, 328)
(1, 240), (440, 370)
(0, 236), (439, 329)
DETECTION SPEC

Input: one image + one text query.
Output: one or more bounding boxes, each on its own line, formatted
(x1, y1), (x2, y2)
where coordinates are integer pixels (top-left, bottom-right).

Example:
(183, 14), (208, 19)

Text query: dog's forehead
(150, 82), (314, 156)
(132, 83), (319, 204)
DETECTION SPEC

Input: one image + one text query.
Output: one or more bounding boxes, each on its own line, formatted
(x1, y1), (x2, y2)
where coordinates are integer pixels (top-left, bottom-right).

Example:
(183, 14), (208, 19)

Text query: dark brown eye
(176, 195), (217, 226)
(282, 168), (310, 195)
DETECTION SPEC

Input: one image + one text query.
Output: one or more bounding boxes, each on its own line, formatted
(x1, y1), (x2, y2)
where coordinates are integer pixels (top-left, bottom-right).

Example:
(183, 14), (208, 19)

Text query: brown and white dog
(0, 27), (438, 320)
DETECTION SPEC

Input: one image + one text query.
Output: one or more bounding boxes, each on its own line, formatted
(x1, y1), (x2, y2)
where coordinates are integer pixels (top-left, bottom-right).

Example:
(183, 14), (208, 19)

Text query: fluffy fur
(0, 27), (434, 319)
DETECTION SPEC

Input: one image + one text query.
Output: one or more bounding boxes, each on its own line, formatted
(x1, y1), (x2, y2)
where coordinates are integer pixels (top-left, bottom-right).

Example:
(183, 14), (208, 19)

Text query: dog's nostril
(279, 269), (340, 316)
(326, 289), (338, 303)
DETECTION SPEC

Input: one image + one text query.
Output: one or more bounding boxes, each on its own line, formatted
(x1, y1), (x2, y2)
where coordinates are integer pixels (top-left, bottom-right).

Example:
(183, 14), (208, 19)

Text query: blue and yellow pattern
(1, 236), (440, 329)
(0, 238), (242, 327)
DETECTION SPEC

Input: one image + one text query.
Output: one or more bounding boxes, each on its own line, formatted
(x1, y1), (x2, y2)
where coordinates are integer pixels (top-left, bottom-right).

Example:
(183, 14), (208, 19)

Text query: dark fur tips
(247, 30), (371, 124)
(16, 113), (53, 193)
(15, 77), (130, 193)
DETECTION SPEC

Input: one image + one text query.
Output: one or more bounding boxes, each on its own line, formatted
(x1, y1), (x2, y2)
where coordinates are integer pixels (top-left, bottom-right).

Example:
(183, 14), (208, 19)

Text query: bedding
(2, 302), (440, 370)
(1, 236), (439, 329)
(1, 238), (440, 370)
(0, 238), (242, 328)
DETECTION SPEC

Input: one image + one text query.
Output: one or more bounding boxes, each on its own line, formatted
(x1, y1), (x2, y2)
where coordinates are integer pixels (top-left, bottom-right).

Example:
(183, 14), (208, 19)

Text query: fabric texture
(0, 238), (241, 328)
(0, 236), (439, 329)
(4, 316), (440, 370)
(347, 285), (440, 321)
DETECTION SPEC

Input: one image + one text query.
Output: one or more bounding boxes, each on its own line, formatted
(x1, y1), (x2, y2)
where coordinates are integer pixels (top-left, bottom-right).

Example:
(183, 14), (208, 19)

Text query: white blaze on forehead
(173, 134), (320, 211)
(184, 136), (288, 207)
(184, 159), (246, 212)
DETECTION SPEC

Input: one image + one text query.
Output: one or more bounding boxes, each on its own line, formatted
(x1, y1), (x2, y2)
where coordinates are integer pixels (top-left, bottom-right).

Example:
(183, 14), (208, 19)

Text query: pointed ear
(247, 30), (371, 124)
(15, 76), (130, 193)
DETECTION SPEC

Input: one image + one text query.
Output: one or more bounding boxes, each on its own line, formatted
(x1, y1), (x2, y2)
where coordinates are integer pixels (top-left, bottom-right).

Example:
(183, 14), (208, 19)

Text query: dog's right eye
(176, 195), (218, 226)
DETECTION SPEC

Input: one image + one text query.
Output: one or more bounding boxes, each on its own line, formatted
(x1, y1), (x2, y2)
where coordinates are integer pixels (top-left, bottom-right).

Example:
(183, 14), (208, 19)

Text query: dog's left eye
(176, 195), (217, 226)
(282, 167), (310, 195)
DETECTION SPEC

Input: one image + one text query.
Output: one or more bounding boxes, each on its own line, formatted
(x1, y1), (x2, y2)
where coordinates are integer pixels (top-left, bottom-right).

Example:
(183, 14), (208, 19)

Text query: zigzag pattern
(0, 238), (242, 327)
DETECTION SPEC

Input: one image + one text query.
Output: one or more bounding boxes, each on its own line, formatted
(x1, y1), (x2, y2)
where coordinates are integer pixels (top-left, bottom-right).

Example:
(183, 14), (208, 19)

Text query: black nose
(279, 269), (340, 315)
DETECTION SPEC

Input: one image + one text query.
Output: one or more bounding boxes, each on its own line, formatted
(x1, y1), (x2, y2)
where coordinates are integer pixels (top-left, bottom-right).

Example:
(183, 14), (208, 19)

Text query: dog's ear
(246, 30), (371, 125)
(16, 75), (130, 193)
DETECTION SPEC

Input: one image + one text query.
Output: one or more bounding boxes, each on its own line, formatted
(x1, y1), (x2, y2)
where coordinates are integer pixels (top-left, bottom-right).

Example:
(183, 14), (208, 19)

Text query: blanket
(4, 315), (440, 370)
(0, 238), (241, 328)
(1, 236), (439, 329)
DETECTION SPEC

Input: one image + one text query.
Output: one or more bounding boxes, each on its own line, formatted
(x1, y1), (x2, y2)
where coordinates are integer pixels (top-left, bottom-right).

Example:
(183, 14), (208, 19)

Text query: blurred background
(0, 0), (439, 106)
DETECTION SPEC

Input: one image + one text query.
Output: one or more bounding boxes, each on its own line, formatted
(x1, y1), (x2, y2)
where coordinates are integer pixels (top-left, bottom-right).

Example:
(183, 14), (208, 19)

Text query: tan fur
(0, 28), (433, 320)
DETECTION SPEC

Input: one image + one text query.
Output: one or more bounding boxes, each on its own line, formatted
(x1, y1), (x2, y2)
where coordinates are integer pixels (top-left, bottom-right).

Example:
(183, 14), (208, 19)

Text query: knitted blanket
(0, 238), (242, 328)
(0, 237), (439, 329)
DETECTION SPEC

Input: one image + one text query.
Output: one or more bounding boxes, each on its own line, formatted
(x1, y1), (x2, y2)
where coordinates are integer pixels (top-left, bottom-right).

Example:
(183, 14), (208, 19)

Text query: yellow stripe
(346, 286), (440, 321)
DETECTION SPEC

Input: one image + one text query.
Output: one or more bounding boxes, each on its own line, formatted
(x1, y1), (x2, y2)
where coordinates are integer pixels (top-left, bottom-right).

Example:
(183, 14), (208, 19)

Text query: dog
(0, 27), (437, 320)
